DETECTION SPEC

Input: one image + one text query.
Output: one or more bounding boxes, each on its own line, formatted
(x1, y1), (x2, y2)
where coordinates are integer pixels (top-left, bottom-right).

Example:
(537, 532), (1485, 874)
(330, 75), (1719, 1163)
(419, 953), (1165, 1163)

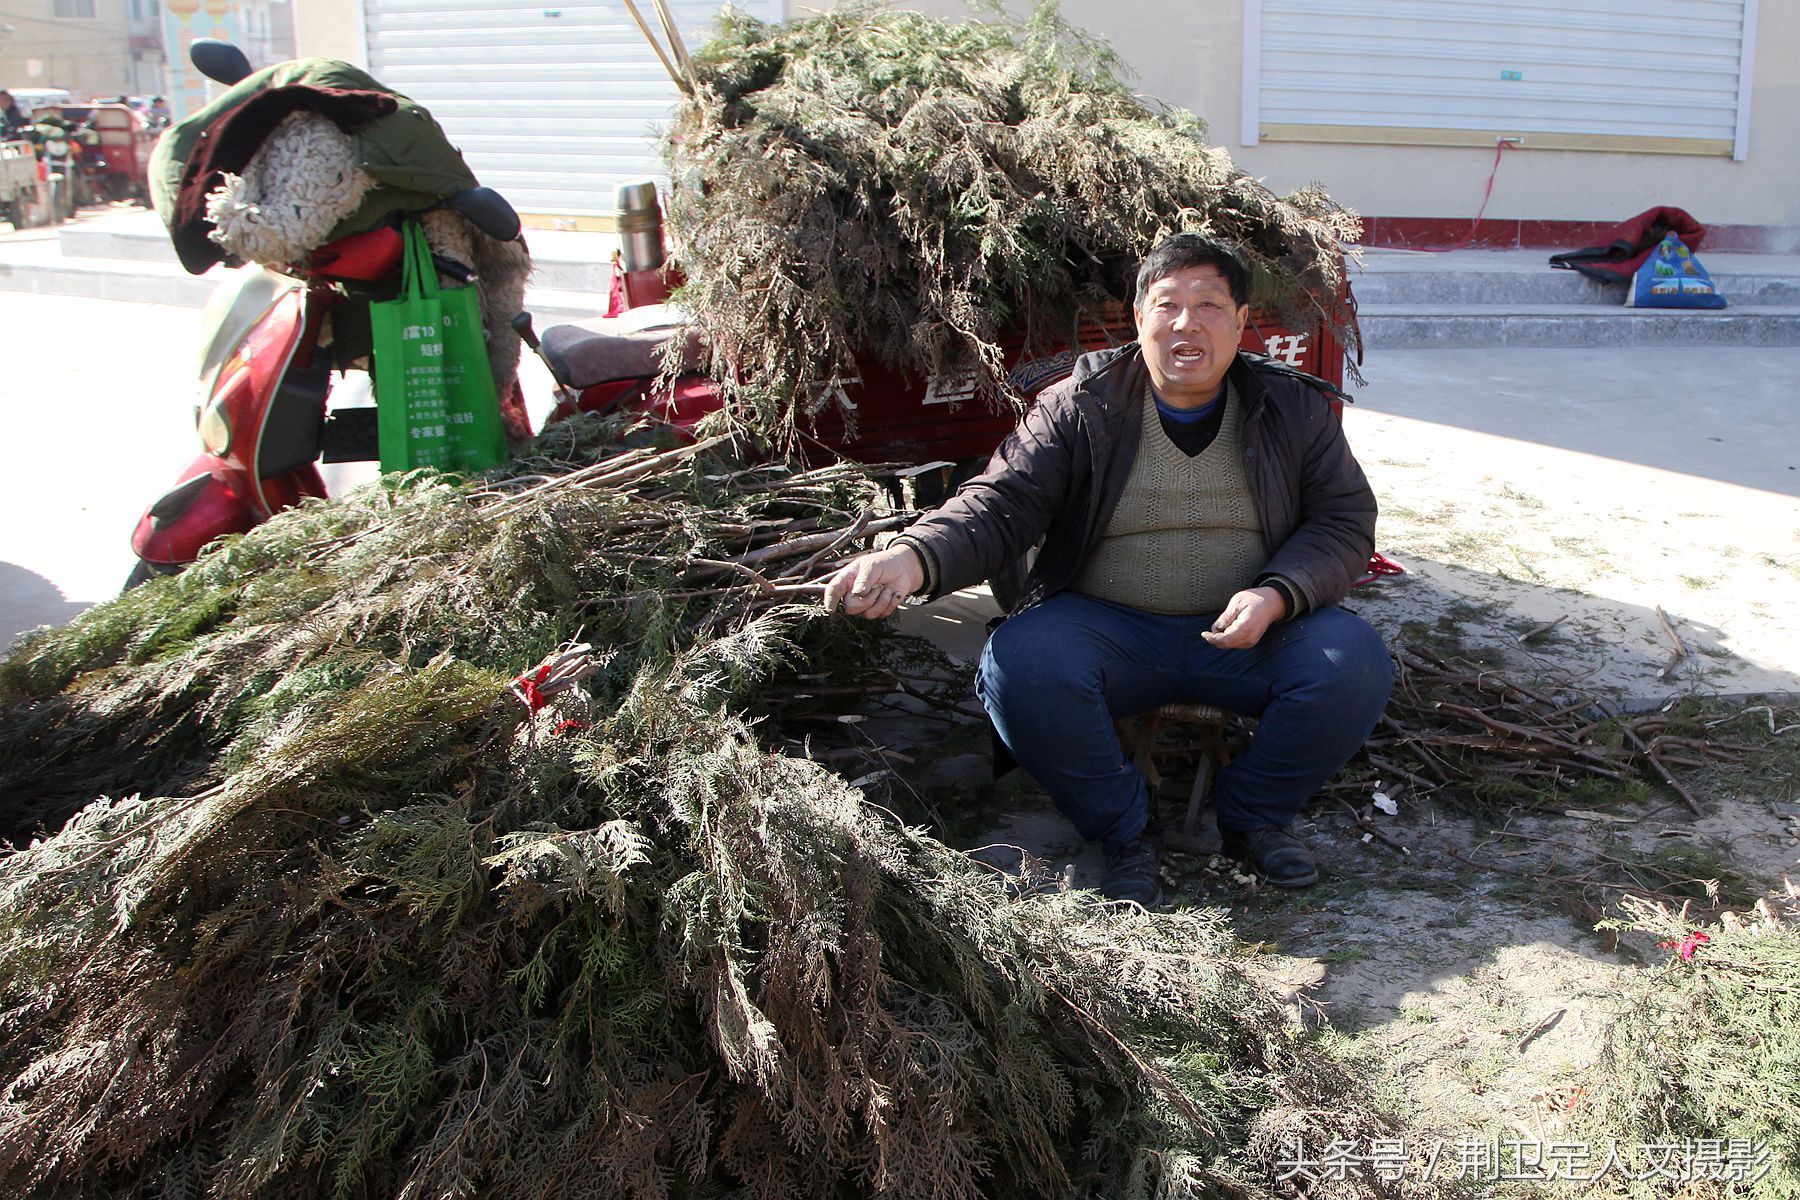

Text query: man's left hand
(1201, 587), (1286, 650)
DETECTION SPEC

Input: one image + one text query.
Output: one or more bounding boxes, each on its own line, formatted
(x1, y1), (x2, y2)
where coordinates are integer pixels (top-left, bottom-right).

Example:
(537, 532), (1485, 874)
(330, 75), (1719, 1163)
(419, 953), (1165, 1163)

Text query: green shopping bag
(433, 251), (508, 474)
(372, 220), (453, 473)
(371, 220), (509, 474)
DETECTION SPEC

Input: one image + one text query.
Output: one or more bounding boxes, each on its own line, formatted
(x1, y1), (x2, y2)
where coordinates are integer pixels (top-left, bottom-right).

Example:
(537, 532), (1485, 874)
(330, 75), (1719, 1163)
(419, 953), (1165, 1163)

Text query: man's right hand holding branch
(822, 545), (924, 621)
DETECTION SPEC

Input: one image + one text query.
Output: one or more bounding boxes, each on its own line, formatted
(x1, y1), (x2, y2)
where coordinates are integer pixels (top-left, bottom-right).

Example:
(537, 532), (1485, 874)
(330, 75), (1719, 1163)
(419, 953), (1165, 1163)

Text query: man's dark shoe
(1221, 825), (1319, 888)
(1100, 836), (1164, 908)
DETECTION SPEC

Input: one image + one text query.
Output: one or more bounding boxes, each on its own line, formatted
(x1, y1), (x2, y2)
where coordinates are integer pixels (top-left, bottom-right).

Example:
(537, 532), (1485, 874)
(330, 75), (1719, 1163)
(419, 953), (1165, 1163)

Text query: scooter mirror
(190, 39), (255, 86)
(444, 187), (522, 242)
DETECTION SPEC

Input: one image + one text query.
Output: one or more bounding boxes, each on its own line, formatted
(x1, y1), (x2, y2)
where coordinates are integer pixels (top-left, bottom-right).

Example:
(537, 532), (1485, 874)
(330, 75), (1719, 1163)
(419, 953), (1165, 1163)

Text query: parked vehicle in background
(6, 88), (74, 117)
(36, 103), (156, 204)
(132, 96), (173, 129)
(0, 138), (46, 228)
(30, 114), (92, 220)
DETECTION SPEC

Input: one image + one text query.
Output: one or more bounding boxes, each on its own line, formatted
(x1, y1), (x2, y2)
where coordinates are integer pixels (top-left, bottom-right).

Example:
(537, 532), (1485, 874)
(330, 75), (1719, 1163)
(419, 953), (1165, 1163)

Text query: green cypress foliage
(1570, 897), (1800, 1199)
(663, 3), (1362, 440)
(0, 434), (1440, 1198)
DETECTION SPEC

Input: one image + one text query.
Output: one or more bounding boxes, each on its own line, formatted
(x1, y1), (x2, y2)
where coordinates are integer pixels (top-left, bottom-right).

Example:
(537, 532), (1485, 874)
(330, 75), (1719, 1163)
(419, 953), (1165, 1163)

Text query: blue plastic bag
(1626, 233), (1727, 309)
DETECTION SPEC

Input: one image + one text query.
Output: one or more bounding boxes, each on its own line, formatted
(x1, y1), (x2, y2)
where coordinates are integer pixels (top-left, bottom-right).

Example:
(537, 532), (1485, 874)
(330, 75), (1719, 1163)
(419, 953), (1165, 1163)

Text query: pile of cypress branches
(1561, 894), (1800, 1199)
(0, 426), (1446, 1198)
(663, 2), (1362, 436)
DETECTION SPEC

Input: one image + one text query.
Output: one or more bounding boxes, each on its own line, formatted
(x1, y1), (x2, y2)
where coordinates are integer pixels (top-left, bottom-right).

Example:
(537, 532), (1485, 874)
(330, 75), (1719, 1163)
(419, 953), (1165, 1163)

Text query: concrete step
(56, 215), (178, 263)
(1361, 302), (1800, 349)
(1351, 247), (1800, 308)
(13, 215), (1800, 351)
(2, 211), (622, 322)
(50, 208), (624, 294)
(0, 238), (220, 306)
(1353, 267), (1800, 307)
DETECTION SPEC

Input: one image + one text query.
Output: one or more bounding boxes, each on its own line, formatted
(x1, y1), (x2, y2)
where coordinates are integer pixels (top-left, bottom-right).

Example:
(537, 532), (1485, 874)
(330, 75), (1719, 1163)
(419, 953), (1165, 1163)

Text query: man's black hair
(1133, 233), (1251, 309)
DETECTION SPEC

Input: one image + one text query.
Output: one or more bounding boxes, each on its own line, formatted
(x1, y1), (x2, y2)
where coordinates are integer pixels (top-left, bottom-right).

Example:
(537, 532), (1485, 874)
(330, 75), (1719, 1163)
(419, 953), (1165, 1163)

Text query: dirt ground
(853, 385), (1800, 1158)
(845, 699), (1797, 1149)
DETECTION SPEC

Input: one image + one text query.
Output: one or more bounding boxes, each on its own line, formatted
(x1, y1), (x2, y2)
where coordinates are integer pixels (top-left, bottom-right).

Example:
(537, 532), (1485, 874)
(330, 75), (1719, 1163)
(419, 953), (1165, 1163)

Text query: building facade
(2, 0), (138, 98)
(287, 0), (1795, 245)
(296, 0), (786, 221)
(924, 0), (1797, 248)
(2, 0), (291, 105)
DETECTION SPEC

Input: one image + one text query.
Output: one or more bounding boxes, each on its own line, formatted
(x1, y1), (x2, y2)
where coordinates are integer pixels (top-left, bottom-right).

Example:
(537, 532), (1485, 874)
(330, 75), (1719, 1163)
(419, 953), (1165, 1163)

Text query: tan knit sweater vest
(1070, 382), (1266, 614)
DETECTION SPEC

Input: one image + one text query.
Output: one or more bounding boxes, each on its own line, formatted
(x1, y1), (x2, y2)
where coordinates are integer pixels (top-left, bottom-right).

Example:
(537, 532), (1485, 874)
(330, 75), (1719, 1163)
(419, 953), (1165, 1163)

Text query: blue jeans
(976, 592), (1393, 848)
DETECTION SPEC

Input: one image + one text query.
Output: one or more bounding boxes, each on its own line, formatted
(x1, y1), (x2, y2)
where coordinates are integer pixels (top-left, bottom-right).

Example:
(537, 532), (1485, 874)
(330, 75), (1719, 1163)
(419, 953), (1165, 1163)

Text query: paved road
(1354, 345), (1800, 500)
(0, 292), (203, 649)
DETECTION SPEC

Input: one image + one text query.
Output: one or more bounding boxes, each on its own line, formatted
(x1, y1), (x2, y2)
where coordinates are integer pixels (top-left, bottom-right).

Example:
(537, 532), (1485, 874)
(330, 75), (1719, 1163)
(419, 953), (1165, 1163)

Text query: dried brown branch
(1363, 643), (1727, 817)
(1517, 616), (1565, 644)
(1624, 725), (1706, 817)
(1655, 606), (1689, 680)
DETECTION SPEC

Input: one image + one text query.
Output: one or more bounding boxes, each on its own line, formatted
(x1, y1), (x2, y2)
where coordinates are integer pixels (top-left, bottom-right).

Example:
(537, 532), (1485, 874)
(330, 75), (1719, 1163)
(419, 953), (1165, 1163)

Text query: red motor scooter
(520, 197), (1351, 475)
(37, 102), (155, 205)
(128, 216), (515, 586)
(127, 42), (528, 587)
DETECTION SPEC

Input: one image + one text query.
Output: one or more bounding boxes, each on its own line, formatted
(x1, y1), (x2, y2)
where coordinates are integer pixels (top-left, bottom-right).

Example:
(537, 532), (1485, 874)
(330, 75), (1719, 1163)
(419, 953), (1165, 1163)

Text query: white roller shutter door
(1246, 0), (1757, 158)
(364, 0), (780, 216)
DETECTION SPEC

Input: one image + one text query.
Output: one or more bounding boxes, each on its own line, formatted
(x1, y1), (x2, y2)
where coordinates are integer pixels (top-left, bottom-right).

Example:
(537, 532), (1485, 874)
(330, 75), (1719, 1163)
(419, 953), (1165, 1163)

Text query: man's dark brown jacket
(898, 344), (1377, 614)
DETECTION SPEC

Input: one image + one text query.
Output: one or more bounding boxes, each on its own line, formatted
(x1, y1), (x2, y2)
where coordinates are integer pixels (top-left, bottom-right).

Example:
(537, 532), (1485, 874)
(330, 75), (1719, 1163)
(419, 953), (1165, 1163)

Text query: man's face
(1133, 264), (1249, 408)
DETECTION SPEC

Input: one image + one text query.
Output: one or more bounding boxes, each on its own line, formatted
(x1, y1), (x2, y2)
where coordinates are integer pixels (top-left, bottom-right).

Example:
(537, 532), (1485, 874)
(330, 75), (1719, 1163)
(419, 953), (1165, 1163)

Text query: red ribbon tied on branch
(1659, 931), (1710, 962)
(513, 664), (554, 712)
(508, 643), (607, 716)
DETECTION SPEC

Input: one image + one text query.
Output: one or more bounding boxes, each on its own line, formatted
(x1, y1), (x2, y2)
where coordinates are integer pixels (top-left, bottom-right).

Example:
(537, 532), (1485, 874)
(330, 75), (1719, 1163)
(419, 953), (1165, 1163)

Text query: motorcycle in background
(31, 114), (94, 221)
(44, 101), (158, 205)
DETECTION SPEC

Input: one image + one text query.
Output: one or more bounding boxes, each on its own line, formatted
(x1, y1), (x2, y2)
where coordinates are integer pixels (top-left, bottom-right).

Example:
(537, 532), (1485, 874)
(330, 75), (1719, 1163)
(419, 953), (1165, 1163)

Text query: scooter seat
(540, 306), (702, 389)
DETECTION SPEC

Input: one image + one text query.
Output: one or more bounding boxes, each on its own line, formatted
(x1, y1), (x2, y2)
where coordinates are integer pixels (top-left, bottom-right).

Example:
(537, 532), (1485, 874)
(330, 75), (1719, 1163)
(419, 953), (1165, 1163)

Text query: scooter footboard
(130, 458), (262, 566)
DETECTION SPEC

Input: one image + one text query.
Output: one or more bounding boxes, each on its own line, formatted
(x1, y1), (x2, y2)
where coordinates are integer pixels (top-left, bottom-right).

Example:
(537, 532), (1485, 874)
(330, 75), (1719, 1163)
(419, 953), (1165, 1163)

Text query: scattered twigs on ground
(1513, 1008), (1565, 1054)
(1367, 644), (1738, 815)
(1516, 616), (1565, 644)
(894, 677), (988, 723)
(1622, 724), (1706, 817)
(1707, 703), (1800, 736)
(1333, 798), (1411, 856)
(1444, 847), (1686, 902)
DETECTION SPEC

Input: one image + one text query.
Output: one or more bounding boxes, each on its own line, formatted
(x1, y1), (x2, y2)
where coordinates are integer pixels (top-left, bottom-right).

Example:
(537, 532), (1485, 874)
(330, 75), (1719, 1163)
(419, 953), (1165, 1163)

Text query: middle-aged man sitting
(824, 233), (1393, 905)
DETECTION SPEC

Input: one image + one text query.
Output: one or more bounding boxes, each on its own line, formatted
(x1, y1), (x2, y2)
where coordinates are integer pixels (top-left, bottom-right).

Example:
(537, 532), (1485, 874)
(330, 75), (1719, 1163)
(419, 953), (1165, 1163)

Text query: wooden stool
(1115, 703), (1232, 841)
